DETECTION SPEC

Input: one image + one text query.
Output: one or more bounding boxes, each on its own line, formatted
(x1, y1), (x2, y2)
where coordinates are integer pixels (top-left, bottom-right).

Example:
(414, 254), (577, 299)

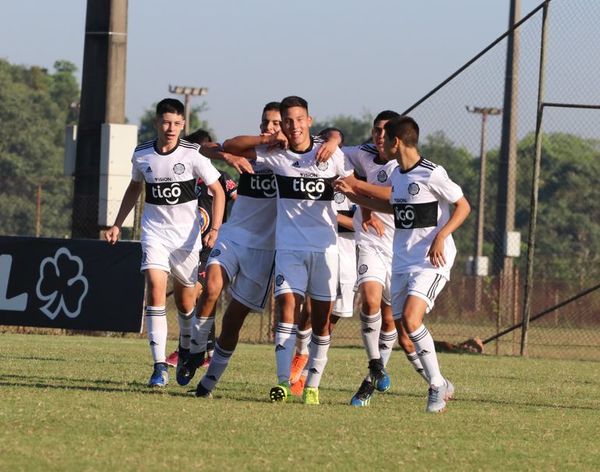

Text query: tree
(311, 113), (373, 145)
(0, 59), (79, 237)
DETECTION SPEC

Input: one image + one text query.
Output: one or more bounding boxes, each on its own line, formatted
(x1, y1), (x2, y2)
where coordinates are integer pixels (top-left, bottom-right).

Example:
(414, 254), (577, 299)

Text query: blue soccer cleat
(148, 362), (169, 388)
(368, 358), (391, 392)
(350, 379), (375, 407)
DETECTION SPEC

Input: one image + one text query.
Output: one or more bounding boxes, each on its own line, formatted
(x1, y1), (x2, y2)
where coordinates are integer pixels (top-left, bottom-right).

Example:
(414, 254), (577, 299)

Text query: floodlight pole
(168, 85), (208, 135)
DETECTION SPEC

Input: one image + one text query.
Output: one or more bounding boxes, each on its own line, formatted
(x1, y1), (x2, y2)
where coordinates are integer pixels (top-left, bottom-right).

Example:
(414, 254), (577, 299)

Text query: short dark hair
(263, 101), (281, 114)
(156, 98), (185, 117)
(280, 96), (308, 115)
(373, 110), (400, 126)
(184, 129), (212, 144)
(384, 116), (420, 148)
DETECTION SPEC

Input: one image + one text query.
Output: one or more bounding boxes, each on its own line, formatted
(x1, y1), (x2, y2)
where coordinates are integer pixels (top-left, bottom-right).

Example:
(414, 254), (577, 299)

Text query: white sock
(406, 351), (429, 383)
(295, 328), (312, 355)
(408, 325), (443, 387)
(275, 322), (297, 383)
(146, 306), (167, 363)
(199, 342), (234, 392)
(177, 309), (194, 350)
(305, 334), (331, 389)
(379, 329), (397, 367)
(360, 310), (382, 360)
(190, 316), (215, 354)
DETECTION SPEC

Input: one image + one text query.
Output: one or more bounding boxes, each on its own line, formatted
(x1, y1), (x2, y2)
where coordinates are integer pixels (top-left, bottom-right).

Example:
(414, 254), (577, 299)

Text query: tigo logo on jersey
(250, 175), (277, 197)
(293, 178), (326, 200)
(152, 182), (182, 204)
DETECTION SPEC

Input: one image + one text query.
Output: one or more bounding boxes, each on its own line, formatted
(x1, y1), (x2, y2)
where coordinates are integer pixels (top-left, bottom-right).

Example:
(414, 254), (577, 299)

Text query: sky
(1, 0), (598, 151)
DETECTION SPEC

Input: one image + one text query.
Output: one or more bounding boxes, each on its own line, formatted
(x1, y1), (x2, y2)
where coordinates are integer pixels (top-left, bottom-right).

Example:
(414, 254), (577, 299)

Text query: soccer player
(185, 102), (281, 395)
(335, 115), (470, 413)
(165, 129), (238, 380)
(222, 96), (354, 405)
(105, 98), (225, 388)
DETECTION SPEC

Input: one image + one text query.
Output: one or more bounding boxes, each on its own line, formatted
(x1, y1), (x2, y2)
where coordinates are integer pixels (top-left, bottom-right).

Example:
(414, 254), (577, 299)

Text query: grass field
(1, 334), (599, 471)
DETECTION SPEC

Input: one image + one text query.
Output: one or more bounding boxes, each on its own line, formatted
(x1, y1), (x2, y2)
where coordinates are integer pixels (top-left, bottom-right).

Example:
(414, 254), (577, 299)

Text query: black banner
(0, 237), (145, 332)
(145, 178), (196, 205)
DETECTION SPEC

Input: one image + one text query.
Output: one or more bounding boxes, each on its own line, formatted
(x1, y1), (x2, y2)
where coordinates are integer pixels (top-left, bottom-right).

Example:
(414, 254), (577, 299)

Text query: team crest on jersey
(408, 182), (420, 195)
(334, 192), (346, 204)
(358, 264), (368, 275)
(377, 170), (388, 182)
(275, 274), (285, 286)
(173, 163), (185, 175)
(317, 161), (329, 171)
(210, 248), (221, 257)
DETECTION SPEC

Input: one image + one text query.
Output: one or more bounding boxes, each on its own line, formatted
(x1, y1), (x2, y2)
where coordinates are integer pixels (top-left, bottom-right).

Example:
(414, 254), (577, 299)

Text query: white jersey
(131, 139), (220, 251)
(255, 138), (354, 253)
(218, 161), (276, 250)
(344, 143), (396, 257)
(389, 157), (464, 279)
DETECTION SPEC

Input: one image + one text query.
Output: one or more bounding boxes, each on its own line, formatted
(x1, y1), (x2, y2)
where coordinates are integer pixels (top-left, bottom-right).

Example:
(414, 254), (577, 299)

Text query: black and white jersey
(131, 139), (220, 251)
(345, 143), (396, 256)
(255, 138), (354, 253)
(218, 161), (277, 250)
(389, 157), (464, 278)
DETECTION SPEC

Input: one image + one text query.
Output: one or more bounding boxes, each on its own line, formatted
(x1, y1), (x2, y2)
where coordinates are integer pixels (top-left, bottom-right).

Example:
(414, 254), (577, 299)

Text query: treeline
(1, 59), (598, 282)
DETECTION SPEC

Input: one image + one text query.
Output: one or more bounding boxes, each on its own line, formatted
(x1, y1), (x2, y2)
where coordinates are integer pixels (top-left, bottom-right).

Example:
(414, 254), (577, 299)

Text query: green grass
(1, 334), (599, 471)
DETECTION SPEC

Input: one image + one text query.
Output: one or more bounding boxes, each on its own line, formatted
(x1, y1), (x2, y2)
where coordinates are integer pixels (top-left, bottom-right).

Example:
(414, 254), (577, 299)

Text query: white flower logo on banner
(36, 248), (89, 320)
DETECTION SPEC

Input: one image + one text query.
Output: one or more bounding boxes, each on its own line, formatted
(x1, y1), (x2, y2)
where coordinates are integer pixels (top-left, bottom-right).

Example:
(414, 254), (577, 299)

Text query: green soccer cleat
(269, 381), (291, 402)
(302, 387), (320, 405)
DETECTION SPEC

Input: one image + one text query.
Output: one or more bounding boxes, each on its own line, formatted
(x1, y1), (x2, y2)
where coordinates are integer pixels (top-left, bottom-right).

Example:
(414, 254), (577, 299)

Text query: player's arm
(203, 180), (226, 248)
(222, 132), (287, 158)
(360, 207), (385, 237)
(428, 196), (471, 268)
(105, 179), (143, 244)
(336, 212), (354, 231)
(199, 144), (254, 175)
(334, 177), (393, 214)
(316, 127), (344, 162)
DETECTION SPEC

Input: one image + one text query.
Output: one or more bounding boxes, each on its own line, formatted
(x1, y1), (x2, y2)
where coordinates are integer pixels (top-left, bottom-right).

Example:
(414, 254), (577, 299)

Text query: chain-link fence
(3, 0), (599, 361)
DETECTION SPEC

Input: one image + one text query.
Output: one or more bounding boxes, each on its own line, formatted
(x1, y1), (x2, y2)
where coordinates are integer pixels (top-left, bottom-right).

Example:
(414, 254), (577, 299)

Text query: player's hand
(203, 229), (219, 248)
(362, 214), (385, 237)
(265, 131), (288, 151)
(333, 178), (356, 198)
(315, 140), (337, 162)
(105, 225), (121, 245)
(223, 153), (254, 174)
(427, 234), (446, 268)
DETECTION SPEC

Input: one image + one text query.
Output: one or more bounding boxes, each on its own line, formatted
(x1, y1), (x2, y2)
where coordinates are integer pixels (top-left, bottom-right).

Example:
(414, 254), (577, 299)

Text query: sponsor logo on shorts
(275, 274), (285, 286)
(173, 163), (185, 175)
(377, 170), (388, 182)
(408, 182), (420, 195)
(210, 248), (221, 257)
(358, 264), (368, 275)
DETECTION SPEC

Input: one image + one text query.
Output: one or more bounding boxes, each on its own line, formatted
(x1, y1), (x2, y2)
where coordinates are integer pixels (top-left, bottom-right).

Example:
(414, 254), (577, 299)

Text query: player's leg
(396, 272), (449, 413)
(144, 268), (170, 387)
(290, 298), (311, 385)
(270, 250), (307, 402)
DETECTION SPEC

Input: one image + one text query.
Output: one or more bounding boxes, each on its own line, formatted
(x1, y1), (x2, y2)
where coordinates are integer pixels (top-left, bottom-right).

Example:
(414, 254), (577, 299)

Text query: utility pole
(72, 0), (128, 238)
(466, 106), (502, 311)
(168, 85), (208, 135)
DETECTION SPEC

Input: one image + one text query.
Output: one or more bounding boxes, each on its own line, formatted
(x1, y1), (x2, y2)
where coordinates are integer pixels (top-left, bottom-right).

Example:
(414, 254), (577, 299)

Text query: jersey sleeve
(254, 145), (274, 167)
(130, 155), (144, 182)
(219, 171), (238, 199)
(335, 148), (355, 178)
(341, 146), (364, 177)
(194, 154), (221, 186)
(428, 166), (464, 203)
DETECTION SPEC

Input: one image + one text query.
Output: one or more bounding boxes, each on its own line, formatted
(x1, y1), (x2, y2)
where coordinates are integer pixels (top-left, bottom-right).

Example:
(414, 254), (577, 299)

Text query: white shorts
(141, 241), (199, 287)
(206, 238), (275, 312)
(274, 250), (338, 301)
(333, 283), (356, 317)
(391, 271), (448, 319)
(356, 244), (392, 305)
